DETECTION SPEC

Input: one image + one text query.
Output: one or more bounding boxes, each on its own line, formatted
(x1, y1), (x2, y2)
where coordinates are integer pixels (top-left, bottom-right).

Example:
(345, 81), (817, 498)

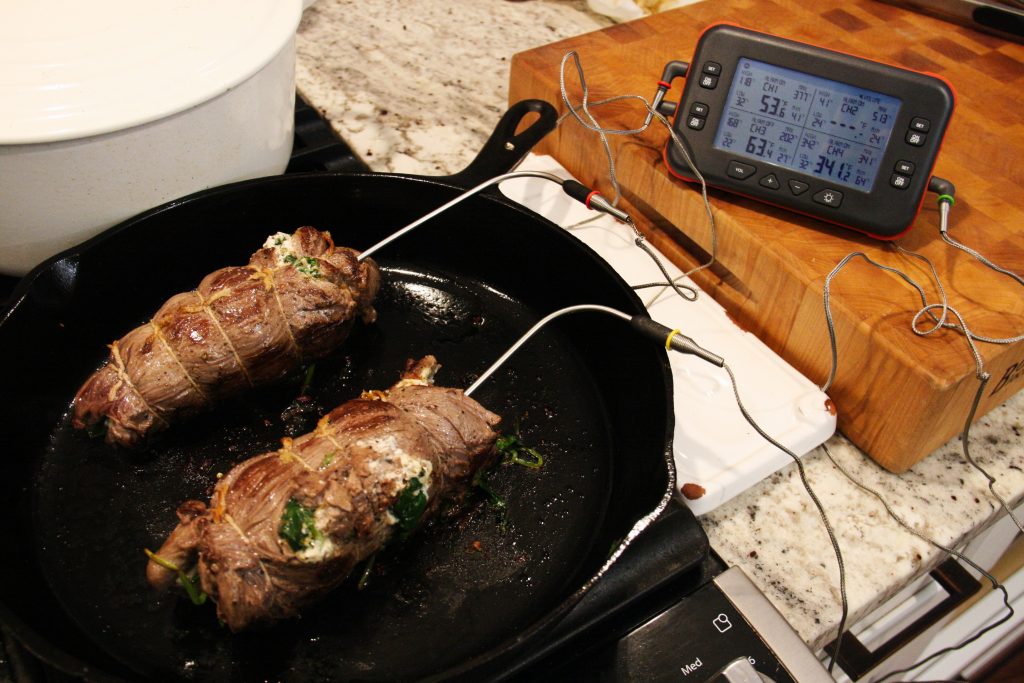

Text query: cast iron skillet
(0, 101), (706, 682)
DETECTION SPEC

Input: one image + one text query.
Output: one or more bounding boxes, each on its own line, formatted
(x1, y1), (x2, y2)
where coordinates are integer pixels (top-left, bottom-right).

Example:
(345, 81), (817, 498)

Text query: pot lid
(0, 0), (302, 144)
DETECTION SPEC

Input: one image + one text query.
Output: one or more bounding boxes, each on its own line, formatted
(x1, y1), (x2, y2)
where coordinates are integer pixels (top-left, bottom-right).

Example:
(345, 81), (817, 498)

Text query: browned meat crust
(146, 356), (500, 631)
(72, 227), (380, 447)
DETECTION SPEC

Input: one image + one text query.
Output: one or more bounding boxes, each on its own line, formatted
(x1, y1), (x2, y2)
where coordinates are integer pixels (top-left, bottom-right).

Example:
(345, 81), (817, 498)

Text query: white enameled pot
(0, 1), (304, 276)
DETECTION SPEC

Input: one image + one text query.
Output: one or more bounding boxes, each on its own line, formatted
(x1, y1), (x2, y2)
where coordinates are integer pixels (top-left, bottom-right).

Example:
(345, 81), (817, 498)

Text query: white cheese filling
(262, 231), (322, 278)
(263, 231), (297, 265)
(294, 437), (435, 560)
(295, 507), (340, 562)
(359, 435), (433, 528)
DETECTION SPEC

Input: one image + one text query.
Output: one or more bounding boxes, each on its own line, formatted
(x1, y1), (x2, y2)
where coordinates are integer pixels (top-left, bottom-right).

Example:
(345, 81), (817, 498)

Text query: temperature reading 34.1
(712, 58), (902, 192)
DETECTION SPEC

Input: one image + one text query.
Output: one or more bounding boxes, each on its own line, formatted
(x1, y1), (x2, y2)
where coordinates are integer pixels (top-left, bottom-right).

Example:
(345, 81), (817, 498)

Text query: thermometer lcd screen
(711, 58), (902, 192)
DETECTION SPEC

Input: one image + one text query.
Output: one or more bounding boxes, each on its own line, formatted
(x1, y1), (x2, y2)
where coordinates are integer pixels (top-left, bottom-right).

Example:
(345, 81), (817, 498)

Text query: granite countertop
(296, 0), (1024, 655)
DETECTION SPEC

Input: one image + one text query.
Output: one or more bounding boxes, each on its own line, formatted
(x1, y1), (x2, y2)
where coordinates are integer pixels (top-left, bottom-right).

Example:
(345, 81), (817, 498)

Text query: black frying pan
(0, 101), (706, 682)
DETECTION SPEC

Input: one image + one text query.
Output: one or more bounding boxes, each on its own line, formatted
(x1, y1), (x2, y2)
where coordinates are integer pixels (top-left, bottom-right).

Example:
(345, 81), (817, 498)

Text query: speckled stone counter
(296, 0), (610, 176)
(296, 0), (1024, 654)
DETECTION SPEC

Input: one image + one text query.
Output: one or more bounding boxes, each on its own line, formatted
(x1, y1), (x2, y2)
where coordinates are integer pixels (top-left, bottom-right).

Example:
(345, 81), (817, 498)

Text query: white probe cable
(464, 304), (723, 397)
(356, 171), (629, 263)
(461, 303), (851, 674)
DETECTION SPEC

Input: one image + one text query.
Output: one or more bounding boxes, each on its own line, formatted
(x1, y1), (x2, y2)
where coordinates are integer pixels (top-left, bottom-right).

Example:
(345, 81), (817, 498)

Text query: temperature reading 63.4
(712, 58), (902, 192)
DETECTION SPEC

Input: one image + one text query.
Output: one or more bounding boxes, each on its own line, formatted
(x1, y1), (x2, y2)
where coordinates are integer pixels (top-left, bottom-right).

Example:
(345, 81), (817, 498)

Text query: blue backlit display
(712, 58), (902, 191)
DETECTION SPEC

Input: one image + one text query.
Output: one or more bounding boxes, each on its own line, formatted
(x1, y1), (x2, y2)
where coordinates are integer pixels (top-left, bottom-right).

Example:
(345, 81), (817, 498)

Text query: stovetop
(286, 94), (369, 176)
(0, 93), (833, 683)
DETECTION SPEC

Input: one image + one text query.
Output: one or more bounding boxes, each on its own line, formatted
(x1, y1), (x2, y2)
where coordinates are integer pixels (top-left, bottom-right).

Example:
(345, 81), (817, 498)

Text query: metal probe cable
(823, 441), (1015, 683)
(819, 196), (1024, 536)
(557, 50), (720, 295)
(356, 171), (629, 263)
(815, 192), (1024, 673)
(718, 362), (851, 674)
(464, 304), (723, 397)
(462, 303), (850, 674)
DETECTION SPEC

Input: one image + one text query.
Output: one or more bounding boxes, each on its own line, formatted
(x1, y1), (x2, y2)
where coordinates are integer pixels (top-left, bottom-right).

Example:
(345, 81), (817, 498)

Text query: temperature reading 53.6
(712, 57), (903, 192)
(760, 95), (787, 118)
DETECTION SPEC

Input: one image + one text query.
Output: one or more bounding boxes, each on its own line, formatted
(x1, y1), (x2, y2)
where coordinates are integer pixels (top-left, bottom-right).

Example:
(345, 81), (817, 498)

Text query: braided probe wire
(814, 201), (1022, 679)
(822, 442), (1015, 683)
(721, 364), (850, 673)
(555, 51), (1024, 672)
(819, 204), (1024, 535)
(557, 51), (719, 297)
(819, 250), (943, 394)
(466, 304), (852, 671)
(559, 50), (853, 671)
(469, 304), (849, 675)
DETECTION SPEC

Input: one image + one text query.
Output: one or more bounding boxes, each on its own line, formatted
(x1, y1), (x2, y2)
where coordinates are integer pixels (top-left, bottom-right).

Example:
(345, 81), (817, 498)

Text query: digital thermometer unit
(665, 25), (954, 239)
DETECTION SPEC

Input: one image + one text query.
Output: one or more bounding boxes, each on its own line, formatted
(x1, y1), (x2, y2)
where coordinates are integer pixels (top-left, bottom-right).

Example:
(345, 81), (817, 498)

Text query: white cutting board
(500, 154), (836, 515)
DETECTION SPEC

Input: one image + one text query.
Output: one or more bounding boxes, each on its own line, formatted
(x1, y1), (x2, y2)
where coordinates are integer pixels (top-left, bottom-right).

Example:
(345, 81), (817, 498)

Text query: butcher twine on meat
(72, 227), (380, 447)
(145, 356), (500, 631)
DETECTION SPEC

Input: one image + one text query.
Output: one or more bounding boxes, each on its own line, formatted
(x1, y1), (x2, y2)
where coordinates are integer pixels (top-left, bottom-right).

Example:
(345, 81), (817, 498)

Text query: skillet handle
(444, 99), (558, 189)
(574, 498), (710, 616)
(555, 498), (710, 630)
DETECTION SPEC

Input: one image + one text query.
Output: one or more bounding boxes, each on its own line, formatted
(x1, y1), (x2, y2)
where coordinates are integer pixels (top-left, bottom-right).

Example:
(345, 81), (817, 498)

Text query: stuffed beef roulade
(73, 227), (380, 446)
(145, 356), (500, 631)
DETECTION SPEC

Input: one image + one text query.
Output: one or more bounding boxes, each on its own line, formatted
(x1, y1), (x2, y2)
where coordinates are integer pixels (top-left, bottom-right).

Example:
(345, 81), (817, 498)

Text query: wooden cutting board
(509, 0), (1024, 472)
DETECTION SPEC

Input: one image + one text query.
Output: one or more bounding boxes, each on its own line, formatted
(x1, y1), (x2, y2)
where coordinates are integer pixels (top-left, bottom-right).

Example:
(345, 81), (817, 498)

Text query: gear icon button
(813, 188), (843, 208)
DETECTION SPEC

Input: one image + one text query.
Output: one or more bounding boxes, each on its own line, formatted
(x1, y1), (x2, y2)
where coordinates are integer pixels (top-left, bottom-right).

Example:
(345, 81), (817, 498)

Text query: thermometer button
(905, 130), (927, 147)
(895, 160), (916, 176)
(787, 179), (809, 196)
(890, 173), (911, 190)
(726, 160), (756, 180)
(699, 73), (720, 89)
(702, 61), (723, 76)
(690, 102), (710, 117)
(910, 117), (931, 133)
(813, 188), (843, 208)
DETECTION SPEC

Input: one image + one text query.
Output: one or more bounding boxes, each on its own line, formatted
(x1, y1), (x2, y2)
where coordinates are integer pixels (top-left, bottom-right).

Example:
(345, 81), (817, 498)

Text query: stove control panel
(553, 567), (831, 682)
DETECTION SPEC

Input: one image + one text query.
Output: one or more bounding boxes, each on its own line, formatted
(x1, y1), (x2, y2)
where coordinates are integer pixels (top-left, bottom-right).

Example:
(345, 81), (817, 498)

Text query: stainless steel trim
(714, 566), (834, 683)
(715, 657), (774, 682)
(877, 0), (1024, 42)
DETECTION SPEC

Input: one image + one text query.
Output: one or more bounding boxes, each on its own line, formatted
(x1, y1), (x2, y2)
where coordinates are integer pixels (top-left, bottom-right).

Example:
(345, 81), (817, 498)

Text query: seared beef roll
(73, 227), (380, 446)
(146, 356), (500, 631)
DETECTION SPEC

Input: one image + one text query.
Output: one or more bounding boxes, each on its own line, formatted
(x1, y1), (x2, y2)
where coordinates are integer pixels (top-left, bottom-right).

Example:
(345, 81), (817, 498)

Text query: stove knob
(705, 657), (775, 683)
